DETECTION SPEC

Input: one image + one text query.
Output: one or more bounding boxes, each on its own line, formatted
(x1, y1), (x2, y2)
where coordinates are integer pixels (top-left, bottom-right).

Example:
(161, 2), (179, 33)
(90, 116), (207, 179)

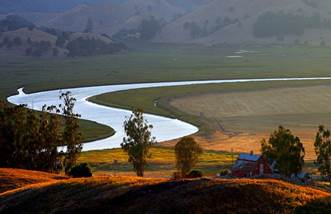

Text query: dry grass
(170, 85), (331, 160)
(0, 168), (67, 194)
(1, 168), (331, 213)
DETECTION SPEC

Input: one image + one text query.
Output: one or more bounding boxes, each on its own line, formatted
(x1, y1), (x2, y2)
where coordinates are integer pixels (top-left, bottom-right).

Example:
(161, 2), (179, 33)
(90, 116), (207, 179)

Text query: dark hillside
(0, 168), (330, 213)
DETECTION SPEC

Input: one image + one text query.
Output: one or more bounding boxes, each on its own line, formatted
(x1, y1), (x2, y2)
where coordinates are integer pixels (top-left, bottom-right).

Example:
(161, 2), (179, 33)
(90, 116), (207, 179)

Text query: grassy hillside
(0, 168), (330, 213)
(0, 168), (67, 193)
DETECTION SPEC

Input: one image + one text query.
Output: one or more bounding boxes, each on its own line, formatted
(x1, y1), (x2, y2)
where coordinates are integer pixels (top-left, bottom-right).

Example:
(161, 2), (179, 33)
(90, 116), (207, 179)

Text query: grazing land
(78, 146), (235, 178)
(2, 44), (331, 148)
(1, 168), (330, 213)
(91, 80), (331, 160)
(2, 45), (331, 98)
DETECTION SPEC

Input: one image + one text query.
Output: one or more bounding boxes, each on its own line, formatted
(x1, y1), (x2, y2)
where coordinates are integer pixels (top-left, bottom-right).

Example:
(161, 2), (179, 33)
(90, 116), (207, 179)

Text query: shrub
(219, 169), (230, 176)
(187, 170), (203, 178)
(68, 163), (92, 178)
(175, 137), (203, 177)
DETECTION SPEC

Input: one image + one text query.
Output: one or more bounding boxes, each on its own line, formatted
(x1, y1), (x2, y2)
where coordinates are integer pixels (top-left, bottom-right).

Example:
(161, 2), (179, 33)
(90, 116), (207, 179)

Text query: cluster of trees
(67, 37), (126, 57)
(122, 109), (203, 177)
(261, 125), (331, 181)
(0, 36), (23, 48)
(113, 16), (162, 41)
(261, 126), (305, 176)
(0, 35), (58, 57)
(254, 11), (331, 39)
(0, 92), (82, 174)
(25, 40), (53, 57)
(183, 17), (239, 39)
(0, 15), (35, 32)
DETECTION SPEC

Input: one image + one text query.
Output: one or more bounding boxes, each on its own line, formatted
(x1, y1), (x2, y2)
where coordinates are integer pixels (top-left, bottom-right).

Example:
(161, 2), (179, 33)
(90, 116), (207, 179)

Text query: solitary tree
(314, 125), (331, 181)
(60, 92), (82, 174)
(261, 126), (305, 176)
(175, 137), (203, 177)
(121, 109), (156, 177)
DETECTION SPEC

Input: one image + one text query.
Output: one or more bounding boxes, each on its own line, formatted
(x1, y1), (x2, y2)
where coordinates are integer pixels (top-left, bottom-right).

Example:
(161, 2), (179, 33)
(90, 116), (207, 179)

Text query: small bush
(187, 170), (203, 178)
(68, 163), (92, 178)
(219, 169), (230, 176)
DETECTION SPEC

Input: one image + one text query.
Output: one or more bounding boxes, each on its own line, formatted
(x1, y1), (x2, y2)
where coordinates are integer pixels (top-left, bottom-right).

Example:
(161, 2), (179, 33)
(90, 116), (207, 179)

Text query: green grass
(79, 146), (236, 176)
(2, 44), (331, 98)
(79, 120), (115, 143)
(2, 44), (331, 143)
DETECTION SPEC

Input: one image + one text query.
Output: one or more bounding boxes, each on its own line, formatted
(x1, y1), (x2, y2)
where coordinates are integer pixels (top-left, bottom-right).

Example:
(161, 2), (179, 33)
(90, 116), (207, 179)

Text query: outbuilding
(231, 152), (272, 177)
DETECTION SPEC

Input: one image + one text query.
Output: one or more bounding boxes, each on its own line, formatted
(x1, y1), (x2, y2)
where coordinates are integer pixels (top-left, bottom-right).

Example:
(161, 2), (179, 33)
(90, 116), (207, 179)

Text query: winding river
(7, 77), (331, 151)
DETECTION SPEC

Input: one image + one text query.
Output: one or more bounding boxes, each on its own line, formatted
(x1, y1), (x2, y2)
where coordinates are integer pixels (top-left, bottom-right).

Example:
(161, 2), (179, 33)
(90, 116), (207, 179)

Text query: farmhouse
(231, 152), (272, 178)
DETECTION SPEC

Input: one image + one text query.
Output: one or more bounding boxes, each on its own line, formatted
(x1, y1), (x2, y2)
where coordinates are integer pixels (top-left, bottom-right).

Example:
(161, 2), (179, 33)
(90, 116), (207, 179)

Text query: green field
(2, 44), (331, 98)
(78, 146), (317, 177)
(79, 146), (235, 177)
(79, 119), (114, 143)
(2, 44), (331, 147)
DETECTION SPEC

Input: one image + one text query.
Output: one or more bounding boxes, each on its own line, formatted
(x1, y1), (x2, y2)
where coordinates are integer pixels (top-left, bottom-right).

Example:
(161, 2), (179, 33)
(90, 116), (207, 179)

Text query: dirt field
(169, 85), (331, 160)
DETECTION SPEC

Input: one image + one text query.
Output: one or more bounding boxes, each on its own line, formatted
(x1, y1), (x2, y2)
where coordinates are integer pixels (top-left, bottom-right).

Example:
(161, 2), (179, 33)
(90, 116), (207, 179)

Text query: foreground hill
(0, 168), (67, 194)
(0, 168), (331, 213)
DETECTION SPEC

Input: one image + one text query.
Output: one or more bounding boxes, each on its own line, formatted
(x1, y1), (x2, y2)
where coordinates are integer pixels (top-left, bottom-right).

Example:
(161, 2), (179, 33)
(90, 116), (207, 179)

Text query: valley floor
(91, 80), (331, 160)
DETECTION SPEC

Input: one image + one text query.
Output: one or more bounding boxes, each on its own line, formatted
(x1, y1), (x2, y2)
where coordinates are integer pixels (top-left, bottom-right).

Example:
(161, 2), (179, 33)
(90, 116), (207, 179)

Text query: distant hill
(2, 0), (331, 45)
(156, 0), (331, 45)
(0, 15), (126, 57)
(0, 168), (331, 213)
(0, 0), (122, 13)
(44, 0), (187, 35)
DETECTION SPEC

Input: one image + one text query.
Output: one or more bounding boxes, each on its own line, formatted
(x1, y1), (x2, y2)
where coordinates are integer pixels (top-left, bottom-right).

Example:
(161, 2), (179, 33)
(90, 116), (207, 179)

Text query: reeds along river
(7, 77), (331, 151)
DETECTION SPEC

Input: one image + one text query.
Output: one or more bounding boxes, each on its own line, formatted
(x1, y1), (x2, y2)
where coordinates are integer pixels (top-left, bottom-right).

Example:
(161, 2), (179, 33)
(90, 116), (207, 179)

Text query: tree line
(261, 125), (331, 181)
(0, 92), (81, 175)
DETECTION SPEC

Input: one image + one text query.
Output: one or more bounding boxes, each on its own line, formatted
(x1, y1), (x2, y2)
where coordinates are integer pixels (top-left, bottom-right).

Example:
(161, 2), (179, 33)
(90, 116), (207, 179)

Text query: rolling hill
(0, 15), (126, 57)
(44, 0), (187, 35)
(156, 0), (331, 45)
(4, 0), (331, 45)
(0, 168), (331, 213)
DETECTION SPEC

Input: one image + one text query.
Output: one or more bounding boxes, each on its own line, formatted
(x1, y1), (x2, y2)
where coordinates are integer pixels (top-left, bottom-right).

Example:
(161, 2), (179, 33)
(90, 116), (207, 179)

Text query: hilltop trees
(122, 109), (156, 177)
(0, 91), (82, 173)
(0, 102), (62, 171)
(261, 126), (305, 176)
(314, 125), (331, 181)
(175, 137), (203, 177)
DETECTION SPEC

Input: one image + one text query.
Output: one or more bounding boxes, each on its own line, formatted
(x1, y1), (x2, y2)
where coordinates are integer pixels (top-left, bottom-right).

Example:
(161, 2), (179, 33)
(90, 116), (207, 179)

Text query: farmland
(2, 44), (331, 98)
(91, 80), (331, 160)
(2, 44), (331, 155)
(78, 146), (235, 177)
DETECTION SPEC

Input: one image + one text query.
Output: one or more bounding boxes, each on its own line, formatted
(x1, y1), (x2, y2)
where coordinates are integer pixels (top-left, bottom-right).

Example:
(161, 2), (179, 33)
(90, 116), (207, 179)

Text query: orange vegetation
(0, 168), (331, 213)
(0, 168), (67, 194)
